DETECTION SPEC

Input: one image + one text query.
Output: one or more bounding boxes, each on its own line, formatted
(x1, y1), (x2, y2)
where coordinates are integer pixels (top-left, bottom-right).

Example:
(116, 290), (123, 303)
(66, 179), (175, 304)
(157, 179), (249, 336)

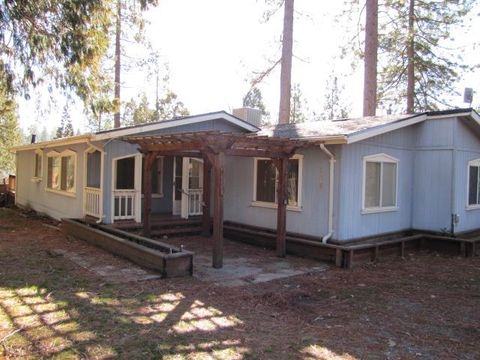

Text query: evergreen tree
(322, 73), (351, 120)
(0, 77), (21, 174)
(290, 83), (310, 124)
(56, 105), (74, 138)
(243, 87), (269, 117)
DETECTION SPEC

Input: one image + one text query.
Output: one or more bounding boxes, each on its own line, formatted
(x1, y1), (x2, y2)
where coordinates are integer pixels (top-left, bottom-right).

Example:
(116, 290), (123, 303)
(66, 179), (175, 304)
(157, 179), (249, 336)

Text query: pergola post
(212, 151), (225, 268)
(142, 152), (156, 237)
(275, 157), (288, 257)
(202, 156), (211, 236)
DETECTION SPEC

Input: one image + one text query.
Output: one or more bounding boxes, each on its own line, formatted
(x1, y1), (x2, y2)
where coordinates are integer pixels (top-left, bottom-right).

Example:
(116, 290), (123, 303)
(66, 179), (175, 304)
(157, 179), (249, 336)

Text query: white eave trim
(11, 134), (92, 152)
(93, 112), (259, 141)
(347, 114), (427, 144)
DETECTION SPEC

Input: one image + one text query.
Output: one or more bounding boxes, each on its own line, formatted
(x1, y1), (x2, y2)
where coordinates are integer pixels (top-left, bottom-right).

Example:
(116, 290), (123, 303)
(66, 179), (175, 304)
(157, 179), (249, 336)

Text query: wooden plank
(335, 248), (343, 267)
(142, 152), (156, 237)
(275, 157), (288, 257)
(202, 156), (211, 236)
(212, 152), (225, 268)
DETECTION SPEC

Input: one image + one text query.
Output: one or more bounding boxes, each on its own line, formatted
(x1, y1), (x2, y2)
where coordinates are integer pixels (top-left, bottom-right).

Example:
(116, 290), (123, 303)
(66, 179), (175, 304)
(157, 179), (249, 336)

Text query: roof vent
(232, 107), (262, 128)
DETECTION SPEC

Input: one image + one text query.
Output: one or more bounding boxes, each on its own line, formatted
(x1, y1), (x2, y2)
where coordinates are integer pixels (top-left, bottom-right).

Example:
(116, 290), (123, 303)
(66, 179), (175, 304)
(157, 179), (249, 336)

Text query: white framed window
(252, 155), (303, 210)
(467, 159), (480, 209)
(141, 156), (164, 197)
(32, 149), (43, 181)
(362, 153), (398, 213)
(46, 149), (77, 196)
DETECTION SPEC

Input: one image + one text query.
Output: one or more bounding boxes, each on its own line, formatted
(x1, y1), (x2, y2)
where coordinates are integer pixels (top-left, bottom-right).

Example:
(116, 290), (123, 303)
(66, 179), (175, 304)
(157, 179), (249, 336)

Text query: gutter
(319, 144), (336, 243)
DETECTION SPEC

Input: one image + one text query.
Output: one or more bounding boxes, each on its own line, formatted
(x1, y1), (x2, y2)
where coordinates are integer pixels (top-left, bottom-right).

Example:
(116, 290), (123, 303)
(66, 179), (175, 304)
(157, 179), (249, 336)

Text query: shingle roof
(257, 114), (419, 140)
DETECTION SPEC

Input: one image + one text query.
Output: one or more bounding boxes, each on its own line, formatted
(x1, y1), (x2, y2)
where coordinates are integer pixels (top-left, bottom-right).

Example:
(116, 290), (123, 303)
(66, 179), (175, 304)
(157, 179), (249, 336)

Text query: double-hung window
(33, 150), (43, 180)
(46, 150), (76, 195)
(468, 159), (480, 208)
(253, 155), (303, 209)
(363, 154), (398, 212)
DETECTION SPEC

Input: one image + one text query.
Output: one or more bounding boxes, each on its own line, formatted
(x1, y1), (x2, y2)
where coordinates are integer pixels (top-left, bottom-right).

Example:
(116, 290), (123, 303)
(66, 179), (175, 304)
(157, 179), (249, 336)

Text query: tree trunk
(406, 0), (415, 114)
(363, 0), (378, 117)
(278, 0), (294, 125)
(113, 0), (122, 128)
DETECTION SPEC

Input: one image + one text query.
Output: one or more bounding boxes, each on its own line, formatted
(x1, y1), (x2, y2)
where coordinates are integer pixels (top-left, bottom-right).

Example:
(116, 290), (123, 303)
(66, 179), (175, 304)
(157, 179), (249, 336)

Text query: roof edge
(11, 134), (93, 152)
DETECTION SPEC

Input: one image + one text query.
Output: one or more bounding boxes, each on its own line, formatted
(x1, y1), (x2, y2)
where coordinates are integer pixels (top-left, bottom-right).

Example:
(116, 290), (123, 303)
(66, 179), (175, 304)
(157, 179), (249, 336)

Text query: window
(46, 150), (76, 194)
(363, 154), (398, 211)
(141, 156), (164, 195)
(468, 159), (480, 207)
(253, 155), (303, 208)
(115, 156), (135, 190)
(33, 150), (43, 179)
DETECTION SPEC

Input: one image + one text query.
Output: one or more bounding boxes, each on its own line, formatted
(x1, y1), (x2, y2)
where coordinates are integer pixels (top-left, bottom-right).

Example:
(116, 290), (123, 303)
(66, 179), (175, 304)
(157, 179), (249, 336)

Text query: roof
(258, 108), (480, 144)
(258, 113), (425, 144)
(11, 108), (480, 152)
(93, 111), (259, 140)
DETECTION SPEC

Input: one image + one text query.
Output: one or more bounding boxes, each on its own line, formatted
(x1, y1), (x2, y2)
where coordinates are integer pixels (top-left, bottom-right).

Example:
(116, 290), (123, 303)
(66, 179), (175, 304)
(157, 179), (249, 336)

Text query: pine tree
(0, 77), (21, 174)
(290, 83), (310, 124)
(243, 87), (269, 117)
(322, 73), (351, 120)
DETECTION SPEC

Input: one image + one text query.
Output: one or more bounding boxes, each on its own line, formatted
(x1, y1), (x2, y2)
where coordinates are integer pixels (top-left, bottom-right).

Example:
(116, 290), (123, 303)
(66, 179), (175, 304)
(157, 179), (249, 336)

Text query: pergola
(125, 131), (320, 268)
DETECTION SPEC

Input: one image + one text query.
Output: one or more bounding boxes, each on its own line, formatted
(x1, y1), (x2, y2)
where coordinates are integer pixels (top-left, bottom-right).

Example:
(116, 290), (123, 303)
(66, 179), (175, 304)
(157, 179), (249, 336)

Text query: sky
(17, 0), (480, 136)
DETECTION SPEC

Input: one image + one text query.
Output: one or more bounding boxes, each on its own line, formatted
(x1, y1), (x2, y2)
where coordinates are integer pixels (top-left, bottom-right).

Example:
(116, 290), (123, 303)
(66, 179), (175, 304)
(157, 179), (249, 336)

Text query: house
(12, 107), (480, 265)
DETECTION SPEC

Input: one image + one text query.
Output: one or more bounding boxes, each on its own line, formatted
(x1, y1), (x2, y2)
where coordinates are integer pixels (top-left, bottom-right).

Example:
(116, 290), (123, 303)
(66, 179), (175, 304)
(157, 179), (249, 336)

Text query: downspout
(320, 144), (335, 243)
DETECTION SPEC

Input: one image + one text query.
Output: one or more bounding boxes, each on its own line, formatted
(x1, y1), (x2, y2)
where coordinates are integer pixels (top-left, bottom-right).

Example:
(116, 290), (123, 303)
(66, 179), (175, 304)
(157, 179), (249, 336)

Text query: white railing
(188, 189), (203, 216)
(84, 187), (101, 218)
(113, 190), (137, 220)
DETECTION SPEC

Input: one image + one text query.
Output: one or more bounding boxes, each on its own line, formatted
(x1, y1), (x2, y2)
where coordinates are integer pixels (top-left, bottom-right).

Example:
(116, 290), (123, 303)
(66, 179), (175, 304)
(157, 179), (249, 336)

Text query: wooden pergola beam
(273, 157), (288, 257)
(212, 151), (225, 269)
(202, 156), (212, 236)
(142, 152), (157, 237)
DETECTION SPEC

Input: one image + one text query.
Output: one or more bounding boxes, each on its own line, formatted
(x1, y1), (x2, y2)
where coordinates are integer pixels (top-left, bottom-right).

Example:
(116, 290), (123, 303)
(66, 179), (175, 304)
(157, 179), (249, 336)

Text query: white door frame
(110, 153), (142, 223)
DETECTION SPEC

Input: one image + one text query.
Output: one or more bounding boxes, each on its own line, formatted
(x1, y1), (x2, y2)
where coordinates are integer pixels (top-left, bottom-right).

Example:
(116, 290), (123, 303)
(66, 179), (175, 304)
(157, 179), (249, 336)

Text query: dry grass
(0, 207), (479, 359)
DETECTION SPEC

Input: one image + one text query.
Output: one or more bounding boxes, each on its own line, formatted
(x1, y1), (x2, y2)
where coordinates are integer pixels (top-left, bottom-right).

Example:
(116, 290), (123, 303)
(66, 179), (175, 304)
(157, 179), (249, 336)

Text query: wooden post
(202, 156), (211, 236)
(275, 157), (288, 257)
(143, 152), (156, 237)
(212, 152), (225, 268)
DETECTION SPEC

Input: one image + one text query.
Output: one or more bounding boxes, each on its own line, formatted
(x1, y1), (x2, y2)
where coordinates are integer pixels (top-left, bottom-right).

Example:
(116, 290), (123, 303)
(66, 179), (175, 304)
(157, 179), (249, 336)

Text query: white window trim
(31, 149), (43, 182)
(251, 154), (303, 211)
(362, 153), (399, 214)
(45, 149), (77, 197)
(141, 155), (165, 198)
(466, 158), (480, 210)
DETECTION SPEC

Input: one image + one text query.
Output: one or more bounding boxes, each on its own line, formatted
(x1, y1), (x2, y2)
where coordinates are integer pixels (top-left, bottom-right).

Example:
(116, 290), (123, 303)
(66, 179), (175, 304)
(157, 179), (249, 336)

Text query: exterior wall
(15, 143), (89, 220)
(452, 119), (480, 232)
(336, 126), (416, 241)
(411, 118), (455, 232)
(142, 119), (247, 136)
(223, 148), (332, 238)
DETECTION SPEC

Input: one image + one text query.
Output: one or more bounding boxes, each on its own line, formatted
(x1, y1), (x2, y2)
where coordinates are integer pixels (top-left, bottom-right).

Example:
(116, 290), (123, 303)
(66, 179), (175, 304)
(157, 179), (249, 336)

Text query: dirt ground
(0, 208), (479, 360)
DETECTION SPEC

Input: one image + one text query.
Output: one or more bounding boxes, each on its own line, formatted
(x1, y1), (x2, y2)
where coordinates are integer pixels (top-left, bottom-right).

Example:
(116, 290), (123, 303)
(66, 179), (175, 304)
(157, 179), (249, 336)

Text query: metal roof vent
(232, 107), (262, 128)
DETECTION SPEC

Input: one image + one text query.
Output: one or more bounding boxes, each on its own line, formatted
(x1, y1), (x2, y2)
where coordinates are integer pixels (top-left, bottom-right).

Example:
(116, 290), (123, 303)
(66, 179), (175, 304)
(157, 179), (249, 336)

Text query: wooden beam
(212, 152), (225, 268)
(275, 157), (288, 257)
(142, 152), (156, 237)
(202, 156), (211, 236)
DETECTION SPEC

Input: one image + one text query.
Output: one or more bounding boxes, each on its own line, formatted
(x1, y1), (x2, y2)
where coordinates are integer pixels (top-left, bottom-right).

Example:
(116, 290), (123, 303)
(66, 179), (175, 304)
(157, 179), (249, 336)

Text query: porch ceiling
(124, 130), (327, 158)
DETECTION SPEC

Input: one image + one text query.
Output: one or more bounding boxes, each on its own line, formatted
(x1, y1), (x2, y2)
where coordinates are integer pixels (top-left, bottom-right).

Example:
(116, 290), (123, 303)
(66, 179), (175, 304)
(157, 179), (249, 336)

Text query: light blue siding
(15, 143), (89, 220)
(336, 129), (415, 240)
(453, 120), (480, 232)
(223, 148), (332, 237)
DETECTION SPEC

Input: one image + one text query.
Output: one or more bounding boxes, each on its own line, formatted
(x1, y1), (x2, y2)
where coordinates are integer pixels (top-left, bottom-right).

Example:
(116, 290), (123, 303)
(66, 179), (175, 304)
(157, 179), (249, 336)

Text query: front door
(172, 157), (203, 218)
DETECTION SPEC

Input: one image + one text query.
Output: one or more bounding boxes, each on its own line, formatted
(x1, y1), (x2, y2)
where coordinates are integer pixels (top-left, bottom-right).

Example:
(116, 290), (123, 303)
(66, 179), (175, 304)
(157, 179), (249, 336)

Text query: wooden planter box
(62, 218), (193, 278)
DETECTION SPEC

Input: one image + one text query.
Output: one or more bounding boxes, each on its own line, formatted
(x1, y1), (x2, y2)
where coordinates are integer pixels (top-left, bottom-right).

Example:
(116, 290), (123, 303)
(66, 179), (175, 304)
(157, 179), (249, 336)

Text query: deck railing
(188, 189), (203, 216)
(84, 187), (101, 218)
(113, 190), (137, 220)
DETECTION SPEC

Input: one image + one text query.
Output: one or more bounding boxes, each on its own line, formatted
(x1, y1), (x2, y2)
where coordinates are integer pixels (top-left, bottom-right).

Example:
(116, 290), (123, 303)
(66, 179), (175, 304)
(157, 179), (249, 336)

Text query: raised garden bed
(62, 218), (193, 278)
